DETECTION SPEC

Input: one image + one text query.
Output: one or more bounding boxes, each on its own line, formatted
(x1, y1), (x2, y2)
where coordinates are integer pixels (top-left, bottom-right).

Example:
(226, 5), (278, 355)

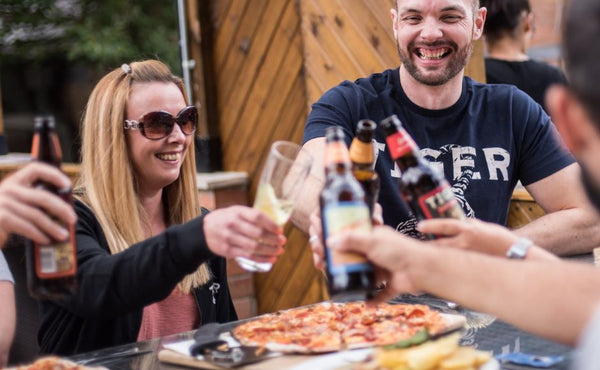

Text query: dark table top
(66, 305), (574, 369)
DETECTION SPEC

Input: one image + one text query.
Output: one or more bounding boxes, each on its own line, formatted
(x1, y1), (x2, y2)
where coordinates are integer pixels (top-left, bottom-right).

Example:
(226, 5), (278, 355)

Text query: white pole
(177, 0), (195, 101)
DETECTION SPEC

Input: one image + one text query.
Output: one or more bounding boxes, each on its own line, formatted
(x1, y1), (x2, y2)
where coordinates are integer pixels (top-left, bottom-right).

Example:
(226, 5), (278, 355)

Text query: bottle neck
(385, 130), (420, 172)
(324, 140), (352, 177)
(349, 137), (374, 167)
(31, 128), (62, 166)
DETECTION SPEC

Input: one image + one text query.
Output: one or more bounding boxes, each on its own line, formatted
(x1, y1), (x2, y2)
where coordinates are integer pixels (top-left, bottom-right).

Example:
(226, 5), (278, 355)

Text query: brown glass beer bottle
(320, 126), (376, 301)
(381, 115), (465, 223)
(349, 119), (380, 217)
(26, 115), (78, 299)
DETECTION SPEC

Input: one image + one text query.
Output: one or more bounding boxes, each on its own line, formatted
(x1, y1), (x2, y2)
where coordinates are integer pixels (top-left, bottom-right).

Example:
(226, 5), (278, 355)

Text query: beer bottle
(320, 126), (376, 301)
(349, 119), (380, 217)
(381, 115), (465, 223)
(25, 115), (78, 299)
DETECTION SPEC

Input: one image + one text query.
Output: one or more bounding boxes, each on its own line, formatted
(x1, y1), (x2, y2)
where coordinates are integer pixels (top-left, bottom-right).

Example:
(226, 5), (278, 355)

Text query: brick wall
(226, 257), (257, 320)
(197, 179), (257, 320)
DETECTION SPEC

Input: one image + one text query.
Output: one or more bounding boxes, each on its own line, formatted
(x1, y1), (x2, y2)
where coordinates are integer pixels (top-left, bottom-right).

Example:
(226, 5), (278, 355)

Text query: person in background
(0, 162), (76, 365)
(320, 0), (600, 366)
(482, 0), (566, 112)
(295, 0), (600, 257)
(38, 60), (286, 355)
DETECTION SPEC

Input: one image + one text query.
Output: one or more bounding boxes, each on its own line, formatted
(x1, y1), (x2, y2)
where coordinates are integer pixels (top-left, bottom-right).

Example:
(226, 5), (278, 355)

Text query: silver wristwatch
(506, 238), (534, 259)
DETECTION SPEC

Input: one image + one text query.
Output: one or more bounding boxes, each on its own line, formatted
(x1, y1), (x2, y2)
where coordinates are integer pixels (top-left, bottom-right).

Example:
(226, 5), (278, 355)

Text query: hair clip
(121, 63), (132, 75)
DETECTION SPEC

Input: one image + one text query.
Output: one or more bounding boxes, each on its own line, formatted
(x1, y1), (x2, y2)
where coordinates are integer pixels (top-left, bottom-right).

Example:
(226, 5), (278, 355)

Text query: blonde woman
(37, 60), (285, 355)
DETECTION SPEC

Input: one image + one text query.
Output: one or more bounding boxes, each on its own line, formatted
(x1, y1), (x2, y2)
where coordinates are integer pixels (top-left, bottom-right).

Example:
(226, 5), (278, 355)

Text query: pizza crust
(8, 356), (108, 370)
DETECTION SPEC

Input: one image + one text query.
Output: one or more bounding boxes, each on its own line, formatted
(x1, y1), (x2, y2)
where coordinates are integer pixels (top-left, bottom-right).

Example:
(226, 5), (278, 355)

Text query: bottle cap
(34, 115), (56, 130)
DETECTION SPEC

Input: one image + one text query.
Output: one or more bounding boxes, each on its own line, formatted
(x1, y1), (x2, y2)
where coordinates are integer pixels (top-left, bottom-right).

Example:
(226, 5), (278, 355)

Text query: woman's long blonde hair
(76, 60), (211, 293)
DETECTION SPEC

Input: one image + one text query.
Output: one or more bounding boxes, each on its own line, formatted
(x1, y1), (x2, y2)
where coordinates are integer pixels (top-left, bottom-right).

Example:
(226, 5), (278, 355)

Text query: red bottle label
(418, 185), (465, 220)
(385, 131), (417, 159)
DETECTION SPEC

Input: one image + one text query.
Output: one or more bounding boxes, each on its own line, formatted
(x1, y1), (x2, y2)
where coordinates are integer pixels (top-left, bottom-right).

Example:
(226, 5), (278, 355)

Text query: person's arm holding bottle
(0, 162), (76, 364)
(327, 226), (599, 346)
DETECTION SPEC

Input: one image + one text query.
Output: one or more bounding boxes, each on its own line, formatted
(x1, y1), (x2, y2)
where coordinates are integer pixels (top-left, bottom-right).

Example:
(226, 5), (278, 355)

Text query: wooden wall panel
(210, 0), (327, 315)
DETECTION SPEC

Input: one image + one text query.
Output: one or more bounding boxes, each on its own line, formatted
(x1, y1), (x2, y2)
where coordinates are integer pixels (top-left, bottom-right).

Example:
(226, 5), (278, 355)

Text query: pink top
(137, 287), (200, 341)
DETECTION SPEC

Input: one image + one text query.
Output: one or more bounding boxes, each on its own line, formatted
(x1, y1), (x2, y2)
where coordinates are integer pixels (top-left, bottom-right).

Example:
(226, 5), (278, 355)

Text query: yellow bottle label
(323, 202), (373, 273)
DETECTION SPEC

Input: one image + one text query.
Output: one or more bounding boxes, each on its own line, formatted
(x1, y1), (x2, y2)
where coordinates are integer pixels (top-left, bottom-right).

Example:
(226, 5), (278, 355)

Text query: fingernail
(59, 227), (69, 241)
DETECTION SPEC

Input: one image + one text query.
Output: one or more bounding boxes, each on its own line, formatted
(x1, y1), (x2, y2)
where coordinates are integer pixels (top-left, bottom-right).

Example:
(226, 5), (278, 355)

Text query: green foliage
(0, 0), (181, 72)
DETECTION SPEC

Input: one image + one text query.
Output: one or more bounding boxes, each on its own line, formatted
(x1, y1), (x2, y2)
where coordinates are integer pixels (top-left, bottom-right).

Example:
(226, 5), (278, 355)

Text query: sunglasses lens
(177, 107), (197, 135)
(142, 112), (173, 139)
(137, 107), (197, 139)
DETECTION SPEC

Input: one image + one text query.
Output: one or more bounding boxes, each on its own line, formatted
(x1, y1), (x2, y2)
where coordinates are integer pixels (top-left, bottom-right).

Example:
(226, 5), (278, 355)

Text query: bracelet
(506, 237), (534, 259)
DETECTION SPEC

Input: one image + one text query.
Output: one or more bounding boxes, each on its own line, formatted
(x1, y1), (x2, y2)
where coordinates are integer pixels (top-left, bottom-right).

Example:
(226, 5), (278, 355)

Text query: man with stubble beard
(296, 0), (600, 257)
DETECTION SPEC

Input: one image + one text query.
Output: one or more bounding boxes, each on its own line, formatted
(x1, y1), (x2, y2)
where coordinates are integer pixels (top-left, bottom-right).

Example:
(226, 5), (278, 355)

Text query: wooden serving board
(157, 348), (308, 369)
(158, 312), (467, 368)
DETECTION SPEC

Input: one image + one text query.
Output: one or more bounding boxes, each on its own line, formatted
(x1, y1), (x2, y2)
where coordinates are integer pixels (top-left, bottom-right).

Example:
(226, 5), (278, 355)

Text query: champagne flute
(235, 141), (313, 272)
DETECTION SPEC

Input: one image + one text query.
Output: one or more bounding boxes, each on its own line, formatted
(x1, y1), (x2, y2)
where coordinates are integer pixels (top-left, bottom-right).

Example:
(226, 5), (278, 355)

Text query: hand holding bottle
(309, 203), (383, 270)
(0, 162), (76, 247)
(26, 115), (78, 299)
(319, 126), (376, 300)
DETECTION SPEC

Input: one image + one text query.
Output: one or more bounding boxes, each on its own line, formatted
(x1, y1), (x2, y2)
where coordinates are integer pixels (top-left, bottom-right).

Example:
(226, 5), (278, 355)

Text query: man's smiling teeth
(418, 48), (449, 60)
(156, 153), (180, 161)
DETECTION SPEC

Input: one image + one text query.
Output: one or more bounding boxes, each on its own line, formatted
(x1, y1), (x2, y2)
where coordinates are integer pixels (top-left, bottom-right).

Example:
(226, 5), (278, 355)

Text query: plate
(289, 348), (501, 370)
(438, 312), (467, 334)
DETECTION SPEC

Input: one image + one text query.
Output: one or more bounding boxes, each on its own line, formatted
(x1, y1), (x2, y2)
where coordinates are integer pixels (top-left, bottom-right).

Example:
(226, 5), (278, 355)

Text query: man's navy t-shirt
(303, 68), (574, 236)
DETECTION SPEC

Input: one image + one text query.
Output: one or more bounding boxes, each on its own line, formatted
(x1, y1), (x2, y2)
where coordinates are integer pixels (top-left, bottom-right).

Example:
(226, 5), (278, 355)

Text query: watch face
(506, 238), (533, 259)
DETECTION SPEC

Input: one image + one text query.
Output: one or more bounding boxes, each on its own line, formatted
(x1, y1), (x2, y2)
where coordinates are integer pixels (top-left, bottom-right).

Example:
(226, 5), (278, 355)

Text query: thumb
(326, 231), (370, 254)
(417, 218), (462, 236)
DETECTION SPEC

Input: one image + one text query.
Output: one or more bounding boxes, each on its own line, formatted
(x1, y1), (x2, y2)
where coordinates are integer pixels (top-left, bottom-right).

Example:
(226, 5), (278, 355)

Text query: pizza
(10, 356), (107, 370)
(232, 301), (458, 353)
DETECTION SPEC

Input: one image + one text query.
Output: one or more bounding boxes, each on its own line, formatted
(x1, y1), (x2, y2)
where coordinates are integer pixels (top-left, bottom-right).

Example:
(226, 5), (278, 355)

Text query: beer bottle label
(385, 131), (417, 160)
(349, 139), (374, 165)
(418, 185), (466, 220)
(35, 223), (77, 279)
(323, 202), (373, 274)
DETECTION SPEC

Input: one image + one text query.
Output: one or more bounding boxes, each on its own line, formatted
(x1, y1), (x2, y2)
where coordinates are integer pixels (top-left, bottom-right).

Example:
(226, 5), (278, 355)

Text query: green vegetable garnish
(385, 328), (429, 349)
